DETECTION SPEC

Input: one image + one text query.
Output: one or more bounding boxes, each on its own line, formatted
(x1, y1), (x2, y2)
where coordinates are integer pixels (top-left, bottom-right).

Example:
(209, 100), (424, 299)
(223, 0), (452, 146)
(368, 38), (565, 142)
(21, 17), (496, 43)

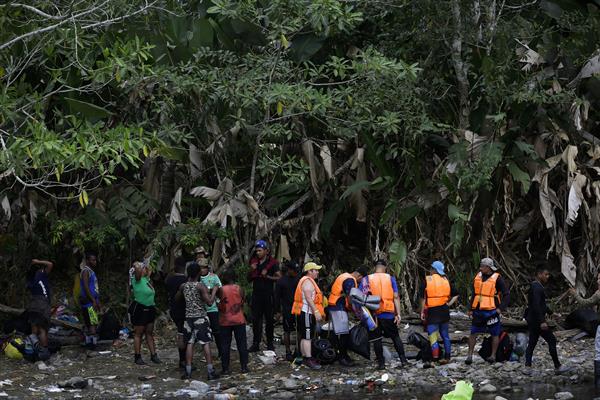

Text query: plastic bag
(348, 324), (370, 359)
(441, 380), (473, 400)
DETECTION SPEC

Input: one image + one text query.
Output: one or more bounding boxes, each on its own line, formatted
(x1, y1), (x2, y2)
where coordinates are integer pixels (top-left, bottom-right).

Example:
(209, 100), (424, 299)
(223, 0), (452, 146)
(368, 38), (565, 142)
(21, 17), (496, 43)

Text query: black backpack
(478, 331), (512, 362)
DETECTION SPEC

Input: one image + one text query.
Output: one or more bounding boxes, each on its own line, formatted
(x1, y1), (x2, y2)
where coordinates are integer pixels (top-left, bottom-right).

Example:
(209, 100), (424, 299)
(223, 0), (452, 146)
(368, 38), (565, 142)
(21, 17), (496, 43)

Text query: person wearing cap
(195, 246), (209, 264)
(419, 261), (459, 367)
(199, 258), (223, 359)
(525, 266), (570, 374)
(465, 257), (510, 365)
(247, 239), (281, 352)
(327, 265), (369, 367)
(359, 259), (408, 370)
(275, 259), (301, 361)
(291, 262), (325, 370)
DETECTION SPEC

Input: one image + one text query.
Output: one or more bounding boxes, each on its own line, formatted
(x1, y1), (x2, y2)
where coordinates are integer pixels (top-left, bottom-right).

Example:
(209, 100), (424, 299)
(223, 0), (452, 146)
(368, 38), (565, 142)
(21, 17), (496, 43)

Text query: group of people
(20, 240), (600, 384)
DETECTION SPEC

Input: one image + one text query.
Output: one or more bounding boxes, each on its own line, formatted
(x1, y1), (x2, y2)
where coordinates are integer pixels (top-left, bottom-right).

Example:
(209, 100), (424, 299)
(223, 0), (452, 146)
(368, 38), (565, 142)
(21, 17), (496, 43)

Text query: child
(80, 252), (100, 349)
(217, 269), (249, 374)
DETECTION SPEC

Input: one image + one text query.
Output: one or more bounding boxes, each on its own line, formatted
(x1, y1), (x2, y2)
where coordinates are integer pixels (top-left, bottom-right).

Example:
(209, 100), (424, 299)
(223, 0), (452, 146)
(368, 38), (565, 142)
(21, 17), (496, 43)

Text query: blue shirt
(80, 266), (99, 307)
(359, 274), (398, 320)
(28, 270), (51, 303)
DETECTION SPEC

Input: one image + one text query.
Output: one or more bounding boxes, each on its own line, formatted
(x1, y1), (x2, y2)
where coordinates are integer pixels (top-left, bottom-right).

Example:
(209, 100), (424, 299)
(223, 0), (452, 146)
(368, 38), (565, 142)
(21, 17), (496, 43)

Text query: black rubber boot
(595, 360), (600, 389)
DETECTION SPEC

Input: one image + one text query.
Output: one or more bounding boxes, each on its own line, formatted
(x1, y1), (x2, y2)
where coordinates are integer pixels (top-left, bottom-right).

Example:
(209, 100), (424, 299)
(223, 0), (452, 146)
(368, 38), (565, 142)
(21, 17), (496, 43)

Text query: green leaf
(64, 97), (113, 120)
(507, 161), (531, 193)
(340, 180), (370, 200)
(450, 221), (464, 251)
(380, 199), (398, 225)
(448, 204), (467, 221)
(289, 34), (324, 62)
(320, 200), (345, 239)
(389, 240), (407, 265)
(397, 204), (420, 227)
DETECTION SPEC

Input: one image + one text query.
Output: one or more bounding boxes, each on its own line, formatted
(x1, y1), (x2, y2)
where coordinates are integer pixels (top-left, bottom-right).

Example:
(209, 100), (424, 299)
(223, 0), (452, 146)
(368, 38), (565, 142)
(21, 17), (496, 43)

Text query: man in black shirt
(524, 266), (569, 374)
(275, 260), (301, 360)
(165, 256), (189, 368)
(247, 240), (281, 352)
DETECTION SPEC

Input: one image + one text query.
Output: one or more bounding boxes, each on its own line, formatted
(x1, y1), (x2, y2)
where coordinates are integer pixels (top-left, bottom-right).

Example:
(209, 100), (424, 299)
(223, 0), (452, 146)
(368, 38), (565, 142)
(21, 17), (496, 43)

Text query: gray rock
(58, 376), (88, 389)
(283, 379), (299, 390)
(189, 380), (210, 394)
(480, 384), (497, 393)
(554, 392), (574, 400)
(494, 397), (508, 400)
(272, 391), (295, 399)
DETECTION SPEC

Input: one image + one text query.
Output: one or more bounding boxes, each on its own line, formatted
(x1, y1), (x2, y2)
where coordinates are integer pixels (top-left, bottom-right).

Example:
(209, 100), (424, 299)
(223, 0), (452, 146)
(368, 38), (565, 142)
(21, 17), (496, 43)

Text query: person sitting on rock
(176, 262), (219, 380)
(359, 259), (408, 370)
(569, 272), (600, 387)
(524, 266), (569, 374)
(465, 257), (509, 365)
(419, 261), (458, 368)
(291, 262), (325, 370)
(327, 265), (369, 367)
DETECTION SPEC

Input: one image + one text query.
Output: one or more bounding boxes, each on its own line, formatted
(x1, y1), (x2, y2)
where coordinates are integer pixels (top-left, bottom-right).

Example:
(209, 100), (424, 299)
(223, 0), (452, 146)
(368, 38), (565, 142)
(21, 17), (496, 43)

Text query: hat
(198, 258), (209, 267)
(480, 257), (497, 271)
(303, 262), (322, 272)
(431, 261), (445, 275)
(255, 240), (268, 249)
(194, 246), (208, 255)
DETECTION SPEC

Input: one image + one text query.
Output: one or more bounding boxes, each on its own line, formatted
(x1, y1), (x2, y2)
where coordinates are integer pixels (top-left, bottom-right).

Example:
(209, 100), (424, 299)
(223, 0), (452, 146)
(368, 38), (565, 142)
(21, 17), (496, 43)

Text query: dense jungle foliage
(1, 0), (600, 311)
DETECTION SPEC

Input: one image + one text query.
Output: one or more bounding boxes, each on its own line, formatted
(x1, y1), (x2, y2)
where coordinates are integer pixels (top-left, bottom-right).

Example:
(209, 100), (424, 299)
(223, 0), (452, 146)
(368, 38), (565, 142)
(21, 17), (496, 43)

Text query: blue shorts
(470, 310), (501, 336)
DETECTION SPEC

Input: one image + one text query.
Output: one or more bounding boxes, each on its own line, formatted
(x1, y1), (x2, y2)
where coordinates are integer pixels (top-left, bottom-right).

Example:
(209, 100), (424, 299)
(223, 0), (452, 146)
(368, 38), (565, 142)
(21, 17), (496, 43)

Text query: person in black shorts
(275, 260), (300, 361)
(166, 256), (188, 368)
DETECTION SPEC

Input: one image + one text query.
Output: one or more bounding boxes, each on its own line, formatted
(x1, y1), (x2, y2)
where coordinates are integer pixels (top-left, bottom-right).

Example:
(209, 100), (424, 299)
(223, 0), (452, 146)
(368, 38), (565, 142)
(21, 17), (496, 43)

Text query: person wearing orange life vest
(419, 261), (459, 368)
(291, 262), (325, 370)
(359, 259), (408, 370)
(327, 266), (369, 367)
(465, 257), (510, 365)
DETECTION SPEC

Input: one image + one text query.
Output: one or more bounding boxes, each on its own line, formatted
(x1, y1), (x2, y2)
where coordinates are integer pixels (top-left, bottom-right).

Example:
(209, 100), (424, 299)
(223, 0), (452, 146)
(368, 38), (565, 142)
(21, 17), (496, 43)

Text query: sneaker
(438, 359), (449, 365)
(150, 354), (161, 364)
(207, 369), (220, 380)
(266, 343), (275, 351)
(423, 361), (433, 369)
(376, 361), (386, 370)
(285, 352), (294, 362)
(304, 357), (322, 370)
(248, 344), (260, 353)
(485, 356), (496, 364)
(555, 365), (572, 375)
(135, 357), (146, 365)
(221, 369), (230, 376)
(241, 366), (250, 373)
(339, 357), (355, 367)
(465, 356), (472, 365)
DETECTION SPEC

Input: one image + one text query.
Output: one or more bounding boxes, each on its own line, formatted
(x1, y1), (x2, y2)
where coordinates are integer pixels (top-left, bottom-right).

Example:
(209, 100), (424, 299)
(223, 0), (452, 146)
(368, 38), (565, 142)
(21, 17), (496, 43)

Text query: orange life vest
(425, 274), (451, 308)
(291, 276), (325, 316)
(471, 272), (500, 310)
(328, 273), (357, 310)
(368, 273), (395, 315)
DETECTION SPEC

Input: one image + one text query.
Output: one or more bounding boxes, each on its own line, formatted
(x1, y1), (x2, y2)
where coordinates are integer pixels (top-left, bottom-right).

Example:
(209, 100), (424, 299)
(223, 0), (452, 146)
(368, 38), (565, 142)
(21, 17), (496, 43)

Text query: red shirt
(218, 284), (246, 326)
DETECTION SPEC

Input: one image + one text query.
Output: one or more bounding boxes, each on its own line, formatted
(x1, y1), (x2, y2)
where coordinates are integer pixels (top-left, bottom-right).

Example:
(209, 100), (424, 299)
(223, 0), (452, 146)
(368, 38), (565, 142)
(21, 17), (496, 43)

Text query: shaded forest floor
(0, 321), (596, 399)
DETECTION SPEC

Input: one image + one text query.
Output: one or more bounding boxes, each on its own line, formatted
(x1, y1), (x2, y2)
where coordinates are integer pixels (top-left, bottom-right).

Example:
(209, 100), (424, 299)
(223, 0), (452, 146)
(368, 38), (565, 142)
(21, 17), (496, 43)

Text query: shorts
(128, 302), (157, 326)
(470, 310), (501, 336)
(170, 309), (185, 334)
(183, 315), (213, 345)
(82, 305), (99, 326)
(282, 310), (295, 333)
(28, 296), (50, 329)
(296, 311), (316, 341)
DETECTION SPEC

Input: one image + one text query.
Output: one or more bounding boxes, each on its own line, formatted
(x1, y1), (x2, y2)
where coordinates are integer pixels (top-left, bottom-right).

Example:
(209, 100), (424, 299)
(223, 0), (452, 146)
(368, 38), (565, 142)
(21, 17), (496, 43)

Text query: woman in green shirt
(129, 261), (160, 365)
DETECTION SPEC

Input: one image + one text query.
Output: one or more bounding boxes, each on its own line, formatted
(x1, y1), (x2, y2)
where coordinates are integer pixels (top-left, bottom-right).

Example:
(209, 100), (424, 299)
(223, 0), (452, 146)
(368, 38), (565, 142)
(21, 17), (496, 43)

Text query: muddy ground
(0, 322), (597, 400)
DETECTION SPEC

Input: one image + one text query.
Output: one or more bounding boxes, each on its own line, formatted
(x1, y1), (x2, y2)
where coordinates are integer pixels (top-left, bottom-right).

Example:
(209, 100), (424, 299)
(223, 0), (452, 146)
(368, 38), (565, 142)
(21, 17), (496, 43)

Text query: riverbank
(0, 322), (596, 399)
